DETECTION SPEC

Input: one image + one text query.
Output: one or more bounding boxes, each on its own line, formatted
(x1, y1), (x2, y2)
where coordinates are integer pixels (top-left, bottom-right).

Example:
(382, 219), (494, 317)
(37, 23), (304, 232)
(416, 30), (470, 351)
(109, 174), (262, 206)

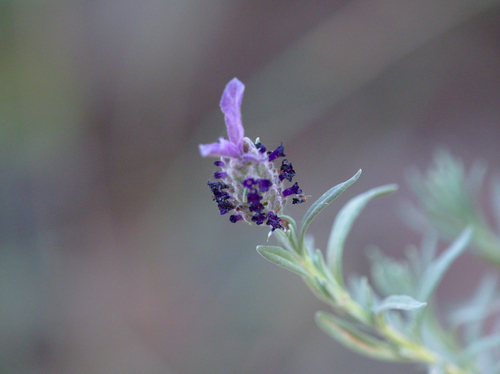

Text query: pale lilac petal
(242, 153), (267, 162)
(199, 138), (240, 158)
(220, 78), (245, 146)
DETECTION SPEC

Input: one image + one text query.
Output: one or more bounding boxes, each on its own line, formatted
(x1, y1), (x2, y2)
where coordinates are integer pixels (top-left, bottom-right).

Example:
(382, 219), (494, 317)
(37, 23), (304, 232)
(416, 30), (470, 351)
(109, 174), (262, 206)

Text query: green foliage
(254, 166), (500, 374)
(299, 169), (361, 244)
(326, 183), (398, 285)
(406, 149), (500, 265)
(417, 227), (472, 302)
(315, 311), (402, 361)
(375, 295), (427, 314)
(256, 245), (311, 279)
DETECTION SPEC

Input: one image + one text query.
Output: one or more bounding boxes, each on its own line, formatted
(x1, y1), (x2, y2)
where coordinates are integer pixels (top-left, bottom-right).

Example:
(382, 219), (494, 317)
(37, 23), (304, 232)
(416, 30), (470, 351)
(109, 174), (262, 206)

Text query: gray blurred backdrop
(2, 1), (500, 373)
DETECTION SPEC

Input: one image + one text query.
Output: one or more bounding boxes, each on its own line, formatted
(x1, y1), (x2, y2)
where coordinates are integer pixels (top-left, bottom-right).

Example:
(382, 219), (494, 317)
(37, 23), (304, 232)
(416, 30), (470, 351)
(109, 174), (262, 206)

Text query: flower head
(200, 78), (306, 231)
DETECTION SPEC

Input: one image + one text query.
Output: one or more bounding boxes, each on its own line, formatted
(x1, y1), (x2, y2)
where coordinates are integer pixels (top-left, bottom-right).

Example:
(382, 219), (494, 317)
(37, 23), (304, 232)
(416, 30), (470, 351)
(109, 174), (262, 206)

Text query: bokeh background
(2, 1), (500, 373)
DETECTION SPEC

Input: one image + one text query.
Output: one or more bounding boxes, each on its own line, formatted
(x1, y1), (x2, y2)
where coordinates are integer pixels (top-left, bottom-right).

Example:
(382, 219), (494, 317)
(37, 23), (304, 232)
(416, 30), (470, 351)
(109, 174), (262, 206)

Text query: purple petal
(279, 159), (295, 182)
(283, 182), (302, 197)
(214, 171), (228, 179)
(220, 78), (245, 147)
(255, 142), (266, 154)
(199, 138), (240, 158)
(251, 212), (266, 225)
(268, 143), (286, 161)
(266, 212), (282, 230)
(229, 214), (243, 223)
(241, 152), (267, 162)
(258, 179), (272, 192)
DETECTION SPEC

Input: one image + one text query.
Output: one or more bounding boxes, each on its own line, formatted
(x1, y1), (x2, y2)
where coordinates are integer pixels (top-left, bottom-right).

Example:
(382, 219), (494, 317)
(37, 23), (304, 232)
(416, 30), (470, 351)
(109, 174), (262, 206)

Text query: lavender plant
(406, 150), (500, 266)
(199, 78), (500, 374)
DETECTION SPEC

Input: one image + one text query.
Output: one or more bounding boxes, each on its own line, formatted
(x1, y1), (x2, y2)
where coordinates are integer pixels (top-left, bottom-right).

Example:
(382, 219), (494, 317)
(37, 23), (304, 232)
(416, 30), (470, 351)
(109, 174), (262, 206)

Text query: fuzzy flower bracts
(199, 78), (306, 231)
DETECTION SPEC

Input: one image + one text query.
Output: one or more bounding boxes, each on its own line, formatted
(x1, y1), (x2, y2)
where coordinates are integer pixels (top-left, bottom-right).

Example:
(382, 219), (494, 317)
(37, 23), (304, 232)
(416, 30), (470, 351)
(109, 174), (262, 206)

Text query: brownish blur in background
(2, 1), (500, 373)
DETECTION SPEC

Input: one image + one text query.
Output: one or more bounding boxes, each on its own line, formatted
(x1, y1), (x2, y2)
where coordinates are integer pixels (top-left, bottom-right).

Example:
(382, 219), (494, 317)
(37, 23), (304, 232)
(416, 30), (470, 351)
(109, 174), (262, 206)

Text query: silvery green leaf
(299, 169), (362, 242)
(256, 245), (310, 280)
(348, 275), (376, 312)
(367, 246), (413, 297)
(311, 249), (328, 276)
(301, 276), (332, 304)
(303, 234), (315, 257)
(375, 295), (426, 314)
(315, 311), (401, 361)
(463, 334), (500, 358)
(279, 214), (299, 240)
(420, 320), (457, 362)
(272, 229), (296, 254)
(384, 310), (408, 335)
(273, 215), (301, 253)
(308, 249), (344, 298)
(417, 226), (473, 302)
(327, 184), (398, 282)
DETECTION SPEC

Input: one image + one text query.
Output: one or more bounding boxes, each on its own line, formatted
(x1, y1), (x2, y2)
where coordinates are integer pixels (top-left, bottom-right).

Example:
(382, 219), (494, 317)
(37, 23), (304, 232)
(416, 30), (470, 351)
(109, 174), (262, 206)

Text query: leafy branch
(257, 170), (491, 374)
(406, 150), (500, 266)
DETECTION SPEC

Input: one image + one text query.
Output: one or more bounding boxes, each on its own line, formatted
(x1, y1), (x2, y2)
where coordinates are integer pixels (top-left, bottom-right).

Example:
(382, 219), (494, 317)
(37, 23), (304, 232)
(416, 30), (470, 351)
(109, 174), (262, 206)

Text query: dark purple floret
(279, 159), (295, 182)
(268, 143), (286, 161)
(214, 160), (225, 167)
(208, 181), (234, 214)
(207, 181), (222, 192)
(247, 192), (264, 212)
(283, 182), (302, 197)
(229, 214), (243, 223)
(243, 178), (256, 188)
(258, 179), (272, 192)
(252, 212), (267, 225)
(217, 199), (234, 215)
(292, 197), (306, 204)
(255, 142), (266, 154)
(247, 191), (261, 204)
(213, 191), (230, 203)
(266, 212), (282, 230)
(208, 181), (228, 197)
(214, 171), (228, 179)
(213, 192), (230, 203)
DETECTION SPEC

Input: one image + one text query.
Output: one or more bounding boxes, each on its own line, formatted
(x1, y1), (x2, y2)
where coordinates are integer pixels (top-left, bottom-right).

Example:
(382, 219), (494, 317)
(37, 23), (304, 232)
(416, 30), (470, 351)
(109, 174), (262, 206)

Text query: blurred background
(1, 1), (500, 373)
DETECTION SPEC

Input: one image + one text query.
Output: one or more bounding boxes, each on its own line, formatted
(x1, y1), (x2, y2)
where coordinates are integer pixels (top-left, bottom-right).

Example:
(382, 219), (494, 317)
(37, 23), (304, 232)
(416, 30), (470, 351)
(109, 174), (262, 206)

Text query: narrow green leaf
(375, 295), (427, 314)
(299, 170), (362, 242)
(303, 276), (334, 304)
(256, 245), (310, 279)
(348, 275), (376, 312)
(272, 229), (295, 254)
(327, 184), (398, 283)
(279, 214), (298, 233)
(417, 226), (473, 302)
(276, 215), (300, 252)
(315, 311), (401, 361)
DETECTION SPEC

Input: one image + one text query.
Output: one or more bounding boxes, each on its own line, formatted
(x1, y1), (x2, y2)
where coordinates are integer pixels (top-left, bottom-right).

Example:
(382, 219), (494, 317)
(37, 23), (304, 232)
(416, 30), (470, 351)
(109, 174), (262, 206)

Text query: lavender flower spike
(200, 78), (307, 231)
